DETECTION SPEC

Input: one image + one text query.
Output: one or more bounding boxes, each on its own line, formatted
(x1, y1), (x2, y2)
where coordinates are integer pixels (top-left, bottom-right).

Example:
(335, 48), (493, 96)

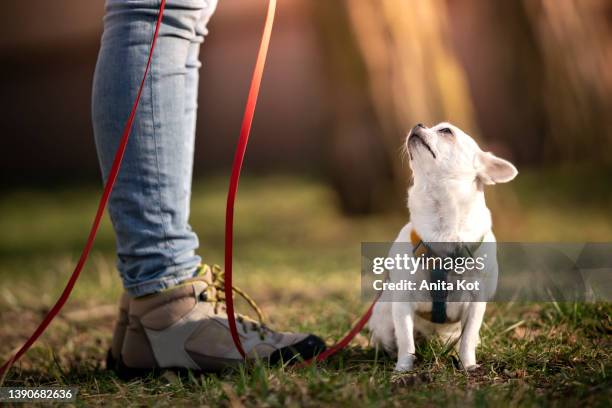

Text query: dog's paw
(462, 363), (480, 372)
(394, 354), (416, 372)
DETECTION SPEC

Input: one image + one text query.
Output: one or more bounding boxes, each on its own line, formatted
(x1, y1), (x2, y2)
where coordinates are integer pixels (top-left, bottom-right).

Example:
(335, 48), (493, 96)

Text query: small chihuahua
(369, 122), (518, 372)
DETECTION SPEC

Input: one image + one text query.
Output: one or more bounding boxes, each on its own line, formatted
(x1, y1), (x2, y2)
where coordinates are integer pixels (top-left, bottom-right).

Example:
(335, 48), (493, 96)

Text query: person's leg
(94, 0), (327, 376)
(92, 0), (216, 297)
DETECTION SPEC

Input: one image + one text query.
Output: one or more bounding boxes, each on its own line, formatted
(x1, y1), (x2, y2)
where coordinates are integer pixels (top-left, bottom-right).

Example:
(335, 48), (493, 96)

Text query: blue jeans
(92, 0), (218, 296)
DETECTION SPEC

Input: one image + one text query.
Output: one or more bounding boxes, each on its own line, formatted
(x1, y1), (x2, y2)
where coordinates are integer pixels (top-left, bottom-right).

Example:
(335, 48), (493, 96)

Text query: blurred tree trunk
(457, 0), (612, 165)
(344, 0), (478, 135)
(312, 1), (396, 214)
(523, 0), (612, 164)
(313, 0), (478, 214)
(313, 0), (612, 216)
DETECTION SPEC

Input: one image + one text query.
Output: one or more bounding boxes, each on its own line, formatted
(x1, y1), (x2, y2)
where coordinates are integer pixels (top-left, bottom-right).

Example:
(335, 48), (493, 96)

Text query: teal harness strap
(415, 239), (484, 324)
(430, 265), (448, 323)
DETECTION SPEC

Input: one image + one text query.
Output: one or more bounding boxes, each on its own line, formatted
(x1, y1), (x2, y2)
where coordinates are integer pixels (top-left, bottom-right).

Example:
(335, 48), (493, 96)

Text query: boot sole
(107, 334), (326, 380)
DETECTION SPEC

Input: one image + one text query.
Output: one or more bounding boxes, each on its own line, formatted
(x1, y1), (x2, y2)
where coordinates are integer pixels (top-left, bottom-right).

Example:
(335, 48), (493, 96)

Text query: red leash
(0, 0), (168, 378)
(223, 0), (378, 365)
(304, 294), (379, 364)
(223, 0), (277, 359)
(1, 0), (375, 378)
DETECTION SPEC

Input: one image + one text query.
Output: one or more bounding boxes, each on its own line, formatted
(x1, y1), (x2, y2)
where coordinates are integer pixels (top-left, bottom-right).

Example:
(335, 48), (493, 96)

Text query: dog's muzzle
(408, 125), (436, 159)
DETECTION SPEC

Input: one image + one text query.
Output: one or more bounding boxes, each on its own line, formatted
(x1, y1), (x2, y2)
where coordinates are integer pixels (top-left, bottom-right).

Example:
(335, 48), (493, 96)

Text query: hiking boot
(114, 264), (325, 378)
(105, 291), (130, 371)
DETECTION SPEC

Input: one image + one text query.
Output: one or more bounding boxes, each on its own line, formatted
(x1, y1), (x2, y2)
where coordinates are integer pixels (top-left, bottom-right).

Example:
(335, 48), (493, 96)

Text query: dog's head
(406, 122), (518, 187)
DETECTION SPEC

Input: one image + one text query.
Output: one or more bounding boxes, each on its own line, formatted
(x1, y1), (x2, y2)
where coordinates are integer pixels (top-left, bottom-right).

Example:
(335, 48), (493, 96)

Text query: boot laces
(199, 264), (270, 339)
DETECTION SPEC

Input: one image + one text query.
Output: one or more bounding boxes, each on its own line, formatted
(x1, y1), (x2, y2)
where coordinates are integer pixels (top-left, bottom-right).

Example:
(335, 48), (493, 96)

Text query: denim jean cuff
(124, 266), (199, 297)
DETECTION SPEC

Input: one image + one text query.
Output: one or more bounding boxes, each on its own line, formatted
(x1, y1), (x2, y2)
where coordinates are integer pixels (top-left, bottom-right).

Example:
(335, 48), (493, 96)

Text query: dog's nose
(411, 124), (424, 135)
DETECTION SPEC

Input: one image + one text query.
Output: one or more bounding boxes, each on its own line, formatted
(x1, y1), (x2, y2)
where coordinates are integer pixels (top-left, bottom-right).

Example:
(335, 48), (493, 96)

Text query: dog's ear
(475, 151), (518, 185)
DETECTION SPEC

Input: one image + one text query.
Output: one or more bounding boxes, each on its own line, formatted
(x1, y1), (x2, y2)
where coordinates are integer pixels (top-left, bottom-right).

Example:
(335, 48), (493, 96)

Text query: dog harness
(409, 230), (484, 324)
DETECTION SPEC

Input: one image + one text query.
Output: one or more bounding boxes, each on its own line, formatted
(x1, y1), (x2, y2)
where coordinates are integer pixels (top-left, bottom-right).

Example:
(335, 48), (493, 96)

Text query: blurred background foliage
(317, 0), (612, 213)
(0, 0), (610, 219)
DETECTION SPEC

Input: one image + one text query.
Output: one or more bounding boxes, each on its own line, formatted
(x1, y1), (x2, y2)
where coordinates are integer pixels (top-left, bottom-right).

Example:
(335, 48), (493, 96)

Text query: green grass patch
(0, 172), (610, 406)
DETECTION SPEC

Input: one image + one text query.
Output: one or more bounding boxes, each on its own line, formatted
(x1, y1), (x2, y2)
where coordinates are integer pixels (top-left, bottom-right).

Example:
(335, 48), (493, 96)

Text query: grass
(0, 169), (610, 406)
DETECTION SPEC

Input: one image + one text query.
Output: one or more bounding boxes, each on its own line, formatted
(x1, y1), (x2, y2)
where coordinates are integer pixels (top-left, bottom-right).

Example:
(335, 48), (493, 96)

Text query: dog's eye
(438, 127), (453, 135)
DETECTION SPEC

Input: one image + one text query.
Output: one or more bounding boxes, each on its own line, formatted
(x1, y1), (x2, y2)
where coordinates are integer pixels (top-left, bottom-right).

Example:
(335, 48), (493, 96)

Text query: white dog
(368, 122), (517, 372)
